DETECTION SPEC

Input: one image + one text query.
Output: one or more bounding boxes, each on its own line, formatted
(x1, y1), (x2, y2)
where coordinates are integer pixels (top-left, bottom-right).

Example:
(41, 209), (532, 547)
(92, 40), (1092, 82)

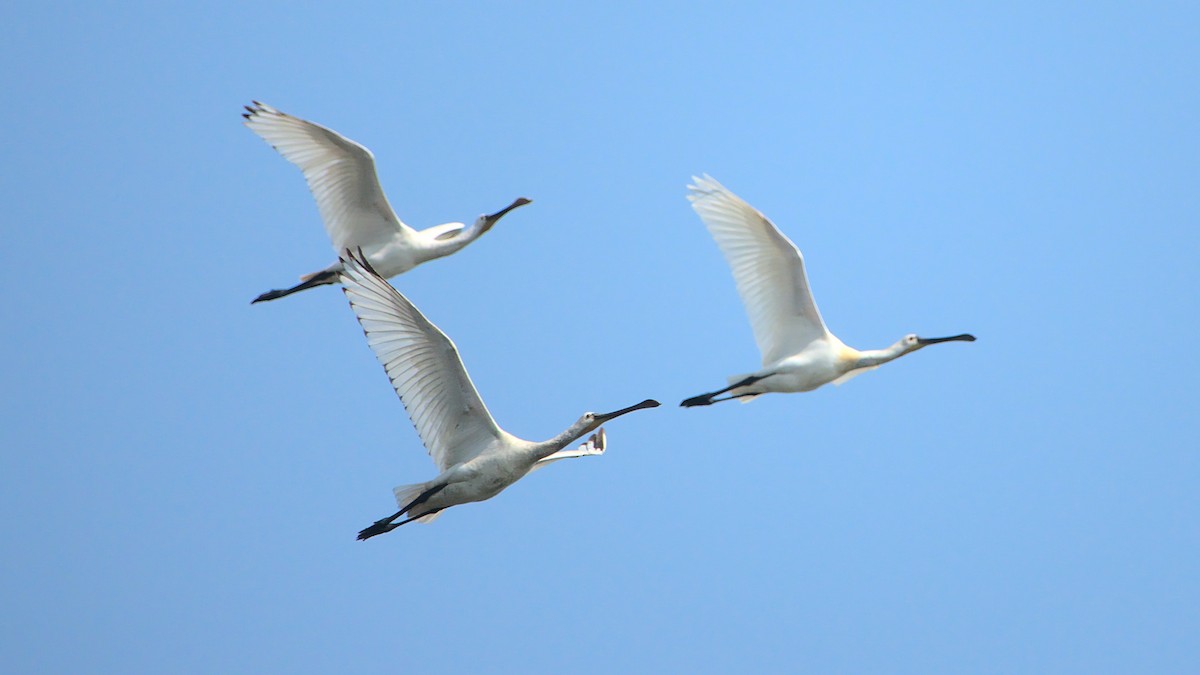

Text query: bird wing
(688, 174), (831, 365)
(421, 222), (466, 241)
(243, 102), (415, 252)
(340, 251), (503, 472)
(531, 428), (606, 472)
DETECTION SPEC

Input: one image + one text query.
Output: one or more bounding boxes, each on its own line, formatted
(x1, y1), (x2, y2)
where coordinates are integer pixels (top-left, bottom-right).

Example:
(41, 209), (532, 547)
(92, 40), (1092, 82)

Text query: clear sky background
(2, 2), (1197, 672)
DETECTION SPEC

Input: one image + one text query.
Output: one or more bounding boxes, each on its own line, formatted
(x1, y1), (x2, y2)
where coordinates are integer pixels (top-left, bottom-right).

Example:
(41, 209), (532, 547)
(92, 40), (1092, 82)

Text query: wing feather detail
(244, 101), (413, 252)
(339, 251), (502, 471)
(687, 175), (830, 364)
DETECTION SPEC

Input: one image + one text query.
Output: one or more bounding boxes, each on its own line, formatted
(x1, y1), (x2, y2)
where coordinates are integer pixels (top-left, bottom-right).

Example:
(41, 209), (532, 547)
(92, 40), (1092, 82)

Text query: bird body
(389, 426), (603, 523)
(726, 338), (857, 397)
(681, 175), (974, 407)
(338, 250), (659, 538)
(243, 101), (530, 302)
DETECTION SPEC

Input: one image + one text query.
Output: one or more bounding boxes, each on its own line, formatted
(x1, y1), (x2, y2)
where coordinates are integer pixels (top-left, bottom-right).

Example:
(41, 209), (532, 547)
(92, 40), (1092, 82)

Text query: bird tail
(725, 373), (763, 403)
(393, 483), (444, 524)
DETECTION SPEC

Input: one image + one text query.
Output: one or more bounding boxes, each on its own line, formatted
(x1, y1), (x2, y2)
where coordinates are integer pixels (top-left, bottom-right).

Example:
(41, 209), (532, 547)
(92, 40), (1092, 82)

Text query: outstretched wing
(531, 429), (607, 472)
(244, 101), (414, 252)
(688, 174), (831, 365)
(340, 251), (502, 471)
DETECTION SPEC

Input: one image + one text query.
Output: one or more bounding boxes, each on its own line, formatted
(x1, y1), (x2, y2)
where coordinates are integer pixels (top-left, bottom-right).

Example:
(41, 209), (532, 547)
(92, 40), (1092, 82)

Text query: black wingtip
(339, 247), (378, 277)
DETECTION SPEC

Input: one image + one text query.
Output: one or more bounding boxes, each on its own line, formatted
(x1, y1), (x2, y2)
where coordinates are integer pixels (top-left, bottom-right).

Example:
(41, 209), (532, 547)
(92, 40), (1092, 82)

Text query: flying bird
(680, 175), (975, 407)
(243, 101), (530, 303)
(338, 250), (660, 539)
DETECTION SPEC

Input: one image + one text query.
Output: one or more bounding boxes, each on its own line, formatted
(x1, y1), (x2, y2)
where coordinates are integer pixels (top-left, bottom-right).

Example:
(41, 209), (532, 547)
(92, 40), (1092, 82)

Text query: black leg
(704, 393), (761, 404)
(357, 508), (405, 541)
(679, 393), (716, 407)
(680, 375), (765, 408)
(251, 270), (339, 304)
(356, 484), (448, 541)
(357, 509), (446, 541)
(400, 484), (447, 514)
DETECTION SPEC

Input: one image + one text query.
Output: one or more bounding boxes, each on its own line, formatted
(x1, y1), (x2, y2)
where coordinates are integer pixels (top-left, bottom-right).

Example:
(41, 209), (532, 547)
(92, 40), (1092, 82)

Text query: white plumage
(339, 250), (659, 538)
(244, 101), (530, 303)
(681, 175), (975, 407)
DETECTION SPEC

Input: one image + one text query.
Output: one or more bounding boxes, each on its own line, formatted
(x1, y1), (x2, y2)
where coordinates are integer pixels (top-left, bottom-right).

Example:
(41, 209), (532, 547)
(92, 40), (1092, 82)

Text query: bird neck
(423, 228), (478, 259)
(453, 216), (501, 248)
(850, 341), (910, 369)
(531, 420), (593, 461)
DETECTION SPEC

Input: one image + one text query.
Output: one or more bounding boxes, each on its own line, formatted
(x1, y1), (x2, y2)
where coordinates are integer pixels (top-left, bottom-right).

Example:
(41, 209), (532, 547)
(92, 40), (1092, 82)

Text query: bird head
(577, 398), (661, 433)
(901, 332), (977, 352)
(476, 197), (532, 232)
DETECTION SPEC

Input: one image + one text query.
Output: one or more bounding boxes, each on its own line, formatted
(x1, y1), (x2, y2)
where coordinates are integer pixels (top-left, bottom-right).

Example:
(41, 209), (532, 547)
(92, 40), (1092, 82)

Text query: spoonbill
(338, 250), (660, 539)
(243, 101), (530, 303)
(680, 175), (975, 407)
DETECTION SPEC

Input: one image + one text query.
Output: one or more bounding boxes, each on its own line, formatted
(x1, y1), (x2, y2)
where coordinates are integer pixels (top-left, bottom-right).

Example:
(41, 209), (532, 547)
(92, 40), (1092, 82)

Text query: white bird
(680, 175), (975, 407)
(338, 250), (660, 539)
(243, 101), (530, 303)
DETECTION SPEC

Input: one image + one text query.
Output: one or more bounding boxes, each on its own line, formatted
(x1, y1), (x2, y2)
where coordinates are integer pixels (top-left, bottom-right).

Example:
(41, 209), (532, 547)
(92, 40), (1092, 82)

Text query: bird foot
(356, 520), (396, 541)
(680, 394), (714, 408)
(251, 288), (288, 304)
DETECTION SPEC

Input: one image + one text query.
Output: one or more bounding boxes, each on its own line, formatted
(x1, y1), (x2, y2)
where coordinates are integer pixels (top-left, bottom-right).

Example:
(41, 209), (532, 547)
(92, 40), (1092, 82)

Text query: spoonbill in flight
(680, 175), (975, 407)
(338, 250), (660, 539)
(243, 101), (530, 303)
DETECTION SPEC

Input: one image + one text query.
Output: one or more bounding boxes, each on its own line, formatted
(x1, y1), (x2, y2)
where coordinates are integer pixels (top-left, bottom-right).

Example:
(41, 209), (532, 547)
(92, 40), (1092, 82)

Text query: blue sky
(2, 2), (1197, 672)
